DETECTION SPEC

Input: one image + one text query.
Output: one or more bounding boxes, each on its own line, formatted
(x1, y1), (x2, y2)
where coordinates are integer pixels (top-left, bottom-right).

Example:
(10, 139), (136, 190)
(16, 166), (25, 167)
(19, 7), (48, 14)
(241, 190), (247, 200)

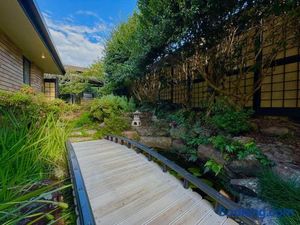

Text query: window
(44, 81), (56, 100)
(23, 57), (31, 85)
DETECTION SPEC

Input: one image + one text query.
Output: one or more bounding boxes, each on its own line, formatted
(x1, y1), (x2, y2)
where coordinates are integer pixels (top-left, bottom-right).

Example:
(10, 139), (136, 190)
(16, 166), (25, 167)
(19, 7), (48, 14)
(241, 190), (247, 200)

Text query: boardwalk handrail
(67, 141), (96, 225)
(106, 135), (260, 225)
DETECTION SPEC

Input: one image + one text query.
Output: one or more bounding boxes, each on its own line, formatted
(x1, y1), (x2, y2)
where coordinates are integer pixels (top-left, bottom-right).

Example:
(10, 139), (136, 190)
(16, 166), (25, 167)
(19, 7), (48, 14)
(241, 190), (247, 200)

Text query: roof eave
(17, 0), (66, 75)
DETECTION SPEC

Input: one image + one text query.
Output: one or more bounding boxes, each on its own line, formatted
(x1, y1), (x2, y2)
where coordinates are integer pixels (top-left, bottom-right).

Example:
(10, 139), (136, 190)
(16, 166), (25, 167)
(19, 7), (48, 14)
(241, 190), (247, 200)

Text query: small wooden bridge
(67, 136), (258, 225)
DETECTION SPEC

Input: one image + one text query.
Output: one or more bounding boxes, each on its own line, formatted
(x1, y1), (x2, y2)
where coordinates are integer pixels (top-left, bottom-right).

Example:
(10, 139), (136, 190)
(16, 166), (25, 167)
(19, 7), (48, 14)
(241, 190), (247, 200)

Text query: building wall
(31, 64), (44, 92)
(0, 30), (44, 92)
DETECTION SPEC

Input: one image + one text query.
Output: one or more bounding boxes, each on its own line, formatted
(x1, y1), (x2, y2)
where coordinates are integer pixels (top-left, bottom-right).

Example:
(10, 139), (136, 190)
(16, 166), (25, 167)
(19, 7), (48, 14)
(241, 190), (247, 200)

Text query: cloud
(43, 12), (113, 67)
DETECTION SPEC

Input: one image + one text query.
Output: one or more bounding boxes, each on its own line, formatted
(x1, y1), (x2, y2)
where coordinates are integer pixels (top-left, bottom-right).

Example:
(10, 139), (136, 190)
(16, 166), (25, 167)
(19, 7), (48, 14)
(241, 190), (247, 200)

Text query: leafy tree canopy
(103, 0), (299, 94)
(59, 61), (105, 96)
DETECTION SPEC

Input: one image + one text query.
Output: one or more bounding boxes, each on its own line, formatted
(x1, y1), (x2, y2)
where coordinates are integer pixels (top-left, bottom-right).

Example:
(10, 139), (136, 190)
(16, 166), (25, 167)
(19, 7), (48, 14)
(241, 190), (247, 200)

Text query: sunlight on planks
(71, 140), (238, 225)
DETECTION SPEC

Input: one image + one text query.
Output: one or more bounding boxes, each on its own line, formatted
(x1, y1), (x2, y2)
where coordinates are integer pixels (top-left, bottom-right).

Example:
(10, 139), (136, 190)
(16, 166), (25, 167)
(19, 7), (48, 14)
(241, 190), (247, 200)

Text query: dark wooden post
(171, 67), (174, 103)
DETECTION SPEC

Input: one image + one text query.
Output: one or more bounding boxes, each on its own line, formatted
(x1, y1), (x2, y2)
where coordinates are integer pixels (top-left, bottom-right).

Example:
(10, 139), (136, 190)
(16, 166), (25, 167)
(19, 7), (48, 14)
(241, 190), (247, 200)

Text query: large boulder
(258, 143), (294, 164)
(122, 130), (140, 140)
(135, 126), (169, 137)
(273, 164), (300, 185)
(140, 136), (172, 150)
(261, 126), (290, 136)
(230, 178), (259, 197)
(232, 136), (254, 145)
(237, 194), (279, 225)
(227, 155), (262, 177)
(197, 144), (226, 165)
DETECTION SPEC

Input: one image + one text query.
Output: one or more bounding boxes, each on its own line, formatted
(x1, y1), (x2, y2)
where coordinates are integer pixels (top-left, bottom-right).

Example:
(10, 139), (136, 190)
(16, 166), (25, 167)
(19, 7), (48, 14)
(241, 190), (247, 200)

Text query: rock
(122, 131), (140, 140)
(237, 194), (279, 225)
(230, 178), (259, 197)
(258, 143), (294, 164)
(197, 145), (226, 165)
(169, 126), (187, 139)
(70, 131), (82, 136)
(171, 139), (186, 151)
(232, 136), (254, 145)
(139, 136), (172, 150)
(68, 137), (95, 142)
(135, 126), (169, 137)
(273, 164), (300, 185)
(85, 130), (97, 135)
(227, 158), (262, 177)
(261, 126), (290, 136)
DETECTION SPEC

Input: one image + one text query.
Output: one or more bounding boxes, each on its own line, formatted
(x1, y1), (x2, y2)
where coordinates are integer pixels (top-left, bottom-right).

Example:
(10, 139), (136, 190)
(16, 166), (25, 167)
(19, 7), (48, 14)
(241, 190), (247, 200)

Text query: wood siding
(0, 30), (44, 92)
(31, 64), (44, 92)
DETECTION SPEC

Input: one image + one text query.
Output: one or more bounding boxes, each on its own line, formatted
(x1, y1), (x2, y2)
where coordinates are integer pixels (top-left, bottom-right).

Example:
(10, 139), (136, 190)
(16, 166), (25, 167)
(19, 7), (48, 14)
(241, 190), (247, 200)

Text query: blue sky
(36, 0), (137, 67)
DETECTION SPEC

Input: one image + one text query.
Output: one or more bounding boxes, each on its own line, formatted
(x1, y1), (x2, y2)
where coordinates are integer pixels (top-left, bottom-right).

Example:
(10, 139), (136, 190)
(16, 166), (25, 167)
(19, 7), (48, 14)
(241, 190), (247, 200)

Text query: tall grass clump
(0, 106), (71, 223)
(259, 170), (300, 225)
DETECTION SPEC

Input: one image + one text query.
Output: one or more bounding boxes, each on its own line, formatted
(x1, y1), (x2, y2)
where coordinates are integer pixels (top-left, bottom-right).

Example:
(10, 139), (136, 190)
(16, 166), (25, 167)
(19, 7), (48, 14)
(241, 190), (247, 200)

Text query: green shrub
(96, 115), (130, 138)
(167, 109), (195, 126)
(72, 112), (94, 128)
(90, 95), (135, 122)
(208, 98), (253, 135)
(0, 89), (72, 120)
(208, 135), (272, 166)
(259, 170), (300, 225)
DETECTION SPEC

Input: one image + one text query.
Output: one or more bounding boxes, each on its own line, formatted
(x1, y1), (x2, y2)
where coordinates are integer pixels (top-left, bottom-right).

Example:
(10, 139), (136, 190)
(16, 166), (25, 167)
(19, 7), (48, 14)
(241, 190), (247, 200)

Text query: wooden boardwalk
(71, 139), (238, 225)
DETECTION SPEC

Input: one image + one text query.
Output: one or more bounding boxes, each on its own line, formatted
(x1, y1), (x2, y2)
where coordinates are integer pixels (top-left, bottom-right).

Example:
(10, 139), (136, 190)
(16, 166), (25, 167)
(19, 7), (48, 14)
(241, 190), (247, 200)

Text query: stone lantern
(132, 110), (142, 127)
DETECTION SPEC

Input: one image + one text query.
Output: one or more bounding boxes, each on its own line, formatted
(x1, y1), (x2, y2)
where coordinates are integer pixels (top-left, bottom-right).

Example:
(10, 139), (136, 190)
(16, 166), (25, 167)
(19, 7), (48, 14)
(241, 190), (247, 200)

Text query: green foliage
(59, 74), (88, 96)
(204, 160), (223, 176)
(167, 109), (195, 126)
(188, 167), (202, 177)
(71, 112), (94, 128)
(0, 111), (70, 202)
(0, 89), (72, 120)
(90, 95), (135, 122)
(59, 61), (104, 98)
(103, 0), (297, 94)
(186, 135), (211, 147)
(0, 89), (74, 223)
(237, 142), (272, 166)
(209, 135), (272, 166)
(82, 61), (105, 80)
(96, 116), (130, 138)
(88, 95), (135, 138)
(208, 98), (253, 135)
(178, 145), (198, 162)
(104, 14), (140, 94)
(259, 170), (300, 225)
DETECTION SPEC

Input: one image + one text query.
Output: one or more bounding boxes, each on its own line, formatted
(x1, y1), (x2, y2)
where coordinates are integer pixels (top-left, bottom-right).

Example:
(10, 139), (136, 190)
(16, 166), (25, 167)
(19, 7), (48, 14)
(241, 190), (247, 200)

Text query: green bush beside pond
(88, 94), (135, 137)
(90, 94), (135, 122)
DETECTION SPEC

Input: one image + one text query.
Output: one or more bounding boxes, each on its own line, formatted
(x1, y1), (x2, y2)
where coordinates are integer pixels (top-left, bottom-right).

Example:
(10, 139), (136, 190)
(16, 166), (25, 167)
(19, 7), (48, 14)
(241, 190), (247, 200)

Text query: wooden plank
(117, 190), (187, 225)
(170, 200), (213, 225)
(146, 196), (198, 225)
(71, 140), (238, 225)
